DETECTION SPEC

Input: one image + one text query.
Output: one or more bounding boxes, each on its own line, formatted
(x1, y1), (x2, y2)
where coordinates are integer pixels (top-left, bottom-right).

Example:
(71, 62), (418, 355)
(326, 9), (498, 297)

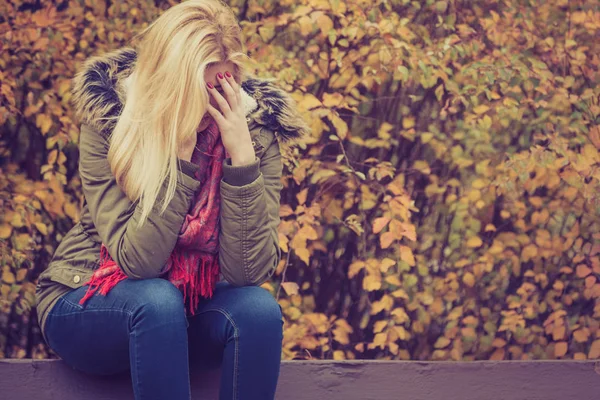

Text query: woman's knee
(231, 286), (283, 333)
(130, 278), (186, 326)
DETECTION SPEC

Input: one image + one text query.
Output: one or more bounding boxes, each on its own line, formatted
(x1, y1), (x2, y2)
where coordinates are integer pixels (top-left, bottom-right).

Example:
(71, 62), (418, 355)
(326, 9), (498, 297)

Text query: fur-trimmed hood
(71, 47), (309, 142)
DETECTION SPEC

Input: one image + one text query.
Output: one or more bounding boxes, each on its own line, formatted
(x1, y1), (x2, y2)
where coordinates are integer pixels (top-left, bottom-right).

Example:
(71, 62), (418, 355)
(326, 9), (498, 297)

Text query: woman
(35, 1), (308, 399)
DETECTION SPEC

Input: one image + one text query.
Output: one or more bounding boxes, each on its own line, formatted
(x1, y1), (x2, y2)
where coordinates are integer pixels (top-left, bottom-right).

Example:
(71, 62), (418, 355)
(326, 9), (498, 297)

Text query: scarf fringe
(79, 244), (220, 314)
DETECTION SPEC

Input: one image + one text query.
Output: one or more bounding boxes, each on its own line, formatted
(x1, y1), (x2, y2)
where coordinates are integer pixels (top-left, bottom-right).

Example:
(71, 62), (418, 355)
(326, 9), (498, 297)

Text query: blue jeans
(44, 279), (283, 400)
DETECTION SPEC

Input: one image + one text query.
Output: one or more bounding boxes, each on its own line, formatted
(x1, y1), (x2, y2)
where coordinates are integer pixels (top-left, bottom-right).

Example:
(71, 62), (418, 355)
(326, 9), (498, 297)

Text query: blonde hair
(108, 0), (247, 227)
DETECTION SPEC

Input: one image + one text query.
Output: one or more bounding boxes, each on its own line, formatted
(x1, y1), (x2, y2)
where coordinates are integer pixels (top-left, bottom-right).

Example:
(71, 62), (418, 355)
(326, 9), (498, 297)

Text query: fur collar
(71, 47), (309, 142)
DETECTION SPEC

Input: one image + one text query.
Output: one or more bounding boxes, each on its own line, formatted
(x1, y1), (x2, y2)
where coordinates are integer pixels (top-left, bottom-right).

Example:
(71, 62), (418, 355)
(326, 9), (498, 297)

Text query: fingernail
(225, 71), (232, 78)
(217, 72), (224, 79)
(207, 82), (214, 89)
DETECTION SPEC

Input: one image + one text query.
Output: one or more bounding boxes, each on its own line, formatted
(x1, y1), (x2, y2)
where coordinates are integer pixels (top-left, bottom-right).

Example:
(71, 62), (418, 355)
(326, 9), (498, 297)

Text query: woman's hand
(206, 72), (255, 166)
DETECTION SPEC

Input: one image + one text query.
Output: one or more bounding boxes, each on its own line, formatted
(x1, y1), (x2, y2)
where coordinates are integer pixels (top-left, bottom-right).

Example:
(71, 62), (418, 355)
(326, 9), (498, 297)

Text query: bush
(1, 0), (599, 361)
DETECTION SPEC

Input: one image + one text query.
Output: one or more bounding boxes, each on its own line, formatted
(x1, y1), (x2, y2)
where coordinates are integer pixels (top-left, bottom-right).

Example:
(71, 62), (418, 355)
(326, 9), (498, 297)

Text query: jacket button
(73, 275), (81, 284)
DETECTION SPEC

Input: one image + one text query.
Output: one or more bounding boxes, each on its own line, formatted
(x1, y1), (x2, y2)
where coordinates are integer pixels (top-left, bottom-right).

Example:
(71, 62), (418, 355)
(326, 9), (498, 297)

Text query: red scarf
(79, 121), (224, 314)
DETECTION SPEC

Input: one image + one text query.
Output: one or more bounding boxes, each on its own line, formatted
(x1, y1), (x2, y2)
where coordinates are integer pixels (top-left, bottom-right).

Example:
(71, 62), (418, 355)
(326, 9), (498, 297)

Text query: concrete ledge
(1, 359), (599, 399)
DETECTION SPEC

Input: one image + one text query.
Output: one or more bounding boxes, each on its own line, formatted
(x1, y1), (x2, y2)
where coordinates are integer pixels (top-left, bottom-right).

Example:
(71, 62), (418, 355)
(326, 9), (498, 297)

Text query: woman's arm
(219, 127), (282, 286)
(78, 123), (201, 279)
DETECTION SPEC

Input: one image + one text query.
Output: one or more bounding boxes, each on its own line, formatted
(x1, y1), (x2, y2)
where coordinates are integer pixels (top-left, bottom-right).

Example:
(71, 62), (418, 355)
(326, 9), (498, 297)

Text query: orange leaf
(380, 231), (395, 249)
(372, 217), (391, 234)
(554, 342), (568, 357)
(573, 329), (590, 343)
(490, 348), (505, 360)
(552, 325), (566, 341)
(589, 340), (600, 359)
(463, 272), (475, 288)
(576, 264), (592, 278)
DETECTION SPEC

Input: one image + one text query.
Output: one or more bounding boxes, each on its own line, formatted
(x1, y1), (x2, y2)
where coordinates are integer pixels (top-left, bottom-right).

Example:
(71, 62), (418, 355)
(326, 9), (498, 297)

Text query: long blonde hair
(109, 0), (247, 227)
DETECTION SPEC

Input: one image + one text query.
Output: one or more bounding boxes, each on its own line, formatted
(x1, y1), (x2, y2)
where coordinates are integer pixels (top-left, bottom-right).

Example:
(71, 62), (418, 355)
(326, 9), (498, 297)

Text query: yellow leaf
(474, 105), (490, 114)
(295, 248), (310, 265)
(472, 179), (486, 189)
(2, 270), (15, 284)
(298, 225), (318, 241)
(297, 15), (314, 36)
(363, 275), (382, 291)
(554, 341), (568, 357)
(371, 294), (393, 314)
(394, 326), (410, 340)
(402, 117), (415, 129)
(391, 308), (409, 324)
(413, 160), (431, 175)
(348, 261), (366, 278)
(330, 113), (348, 140)
(322, 92), (344, 108)
(378, 122), (393, 140)
(15, 234), (31, 250)
(36, 114), (52, 135)
(34, 222), (48, 235)
(296, 188), (308, 205)
(373, 320), (388, 333)
(299, 93), (321, 110)
(399, 246), (415, 266)
(281, 282), (299, 296)
(372, 332), (387, 348)
(0, 224), (12, 239)
(466, 236), (483, 248)
(333, 350), (345, 360)
(10, 213), (25, 228)
(64, 202), (78, 221)
(434, 337), (451, 349)
(379, 258), (396, 273)
(391, 289), (409, 299)
(385, 275), (401, 286)
(316, 14), (334, 34)
(521, 244), (538, 261)
(463, 272), (475, 288)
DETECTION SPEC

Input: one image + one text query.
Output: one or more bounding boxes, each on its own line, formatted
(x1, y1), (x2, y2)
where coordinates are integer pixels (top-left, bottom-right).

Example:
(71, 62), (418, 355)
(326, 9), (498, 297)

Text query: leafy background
(1, 0), (599, 361)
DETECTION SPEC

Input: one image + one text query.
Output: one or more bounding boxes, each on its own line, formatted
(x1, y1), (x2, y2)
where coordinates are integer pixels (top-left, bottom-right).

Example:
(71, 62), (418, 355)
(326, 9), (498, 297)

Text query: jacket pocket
(46, 264), (94, 289)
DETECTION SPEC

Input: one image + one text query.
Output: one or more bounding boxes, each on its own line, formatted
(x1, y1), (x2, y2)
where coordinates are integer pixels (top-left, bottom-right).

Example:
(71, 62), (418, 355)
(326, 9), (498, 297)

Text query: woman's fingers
(206, 104), (226, 126)
(207, 82), (231, 115)
(224, 71), (242, 103)
(216, 72), (238, 110)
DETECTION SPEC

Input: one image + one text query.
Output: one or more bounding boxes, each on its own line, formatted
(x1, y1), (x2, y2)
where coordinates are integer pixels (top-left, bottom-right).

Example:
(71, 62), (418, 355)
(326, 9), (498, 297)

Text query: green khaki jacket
(35, 47), (309, 338)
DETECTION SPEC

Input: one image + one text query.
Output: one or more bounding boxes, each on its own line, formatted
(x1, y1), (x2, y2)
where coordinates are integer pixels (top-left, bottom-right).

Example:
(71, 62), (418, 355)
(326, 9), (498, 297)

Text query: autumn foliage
(1, 0), (600, 361)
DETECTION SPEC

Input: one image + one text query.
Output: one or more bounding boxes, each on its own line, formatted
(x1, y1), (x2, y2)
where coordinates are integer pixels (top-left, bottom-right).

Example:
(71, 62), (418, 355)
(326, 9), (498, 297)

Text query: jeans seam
(131, 328), (142, 400)
(195, 307), (239, 400)
(52, 297), (135, 318)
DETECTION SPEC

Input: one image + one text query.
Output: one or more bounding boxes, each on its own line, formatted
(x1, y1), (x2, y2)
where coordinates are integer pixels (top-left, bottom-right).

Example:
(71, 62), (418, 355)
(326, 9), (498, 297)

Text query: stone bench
(1, 359), (599, 399)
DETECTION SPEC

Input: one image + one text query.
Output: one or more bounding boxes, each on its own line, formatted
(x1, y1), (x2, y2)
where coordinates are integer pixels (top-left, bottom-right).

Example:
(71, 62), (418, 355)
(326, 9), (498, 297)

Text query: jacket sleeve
(219, 128), (282, 286)
(78, 124), (201, 279)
